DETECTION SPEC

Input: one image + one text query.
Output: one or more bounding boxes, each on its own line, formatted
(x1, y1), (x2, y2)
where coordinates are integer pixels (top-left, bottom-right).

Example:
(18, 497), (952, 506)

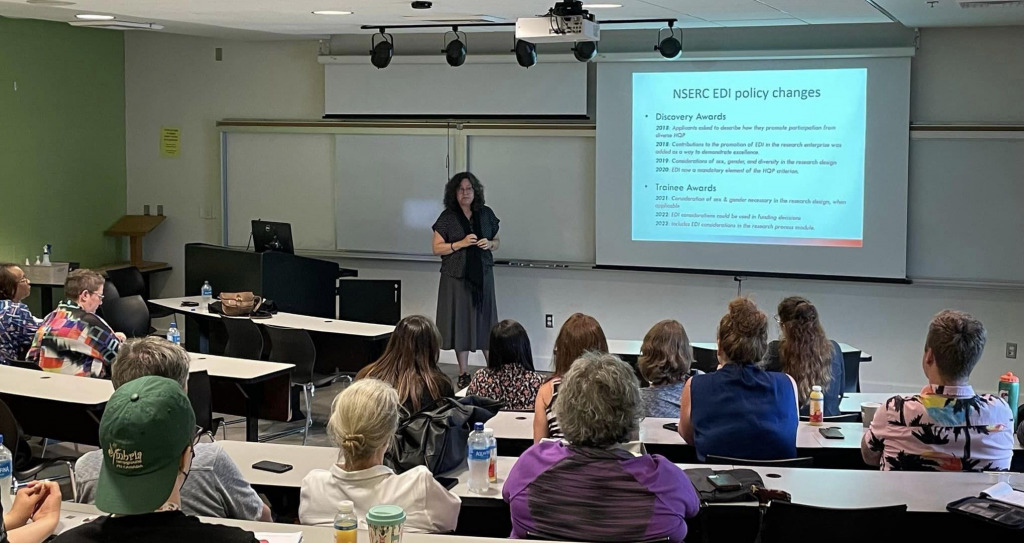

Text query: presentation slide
(631, 68), (867, 247)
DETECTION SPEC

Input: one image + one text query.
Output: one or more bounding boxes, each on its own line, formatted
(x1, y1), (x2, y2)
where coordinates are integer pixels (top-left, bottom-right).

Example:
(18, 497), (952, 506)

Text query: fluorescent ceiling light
(312, 10), (353, 15)
(68, 20), (164, 30)
(583, 3), (623, 8)
(75, 13), (114, 20)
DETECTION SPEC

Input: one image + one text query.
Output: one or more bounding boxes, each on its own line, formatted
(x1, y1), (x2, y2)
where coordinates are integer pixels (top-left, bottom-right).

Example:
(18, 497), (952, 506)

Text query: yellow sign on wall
(160, 127), (180, 157)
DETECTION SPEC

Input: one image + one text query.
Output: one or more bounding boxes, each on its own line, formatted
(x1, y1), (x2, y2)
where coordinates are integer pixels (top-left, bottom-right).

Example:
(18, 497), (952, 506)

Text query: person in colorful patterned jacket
(27, 269), (124, 378)
(0, 263), (41, 362)
(504, 352), (700, 542)
(862, 310), (1014, 471)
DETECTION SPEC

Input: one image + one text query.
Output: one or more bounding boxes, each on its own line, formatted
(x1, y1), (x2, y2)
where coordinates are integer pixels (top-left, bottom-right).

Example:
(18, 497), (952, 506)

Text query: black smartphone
(707, 473), (741, 491)
(180, 301), (199, 307)
(252, 460), (293, 473)
(662, 422), (679, 432)
(435, 477), (458, 490)
(819, 427), (845, 439)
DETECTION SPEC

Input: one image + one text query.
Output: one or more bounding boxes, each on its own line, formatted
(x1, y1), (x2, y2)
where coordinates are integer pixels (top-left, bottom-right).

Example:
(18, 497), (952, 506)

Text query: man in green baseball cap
(53, 376), (257, 543)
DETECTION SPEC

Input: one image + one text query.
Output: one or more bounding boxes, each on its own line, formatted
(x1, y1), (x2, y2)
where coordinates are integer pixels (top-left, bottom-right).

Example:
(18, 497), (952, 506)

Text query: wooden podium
(103, 214), (167, 271)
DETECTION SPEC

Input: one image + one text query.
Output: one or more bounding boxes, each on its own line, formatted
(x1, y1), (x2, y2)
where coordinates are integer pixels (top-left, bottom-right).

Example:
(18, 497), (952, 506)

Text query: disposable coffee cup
(367, 505), (406, 543)
(861, 402), (881, 428)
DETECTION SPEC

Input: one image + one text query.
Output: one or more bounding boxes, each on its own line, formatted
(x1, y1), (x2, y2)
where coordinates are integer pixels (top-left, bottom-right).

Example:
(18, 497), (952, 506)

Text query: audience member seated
(0, 263), (40, 363)
(467, 319), (546, 410)
(638, 319), (700, 418)
(763, 297), (845, 417)
(27, 269), (124, 377)
(74, 338), (272, 521)
(355, 315), (454, 414)
(53, 376), (258, 543)
(506, 352), (699, 542)
(1, 481), (62, 543)
(679, 298), (798, 461)
(533, 313), (608, 442)
(299, 378), (461, 532)
(862, 310), (1013, 471)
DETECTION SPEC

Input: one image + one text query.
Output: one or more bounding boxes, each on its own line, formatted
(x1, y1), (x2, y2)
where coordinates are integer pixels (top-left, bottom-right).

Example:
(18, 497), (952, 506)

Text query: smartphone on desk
(435, 477), (459, 491)
(819, 427), (845, 439)
(252, 460), (293, 473)
(662, 422), (679, 432)
(707, 473), (741, 491)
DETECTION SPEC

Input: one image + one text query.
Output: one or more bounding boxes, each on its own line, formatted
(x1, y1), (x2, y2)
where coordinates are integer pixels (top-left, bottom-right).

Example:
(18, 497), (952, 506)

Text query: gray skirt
(436, 270), (498, 352)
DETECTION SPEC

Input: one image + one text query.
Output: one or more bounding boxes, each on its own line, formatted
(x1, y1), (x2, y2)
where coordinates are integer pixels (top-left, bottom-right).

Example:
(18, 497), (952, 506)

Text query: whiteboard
(907, 137), (1024, 283)
(225, 133), (335, 250)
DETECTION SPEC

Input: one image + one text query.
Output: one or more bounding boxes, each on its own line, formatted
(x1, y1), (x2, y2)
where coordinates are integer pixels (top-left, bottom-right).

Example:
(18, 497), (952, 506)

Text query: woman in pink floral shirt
(467, 320), (546, 410)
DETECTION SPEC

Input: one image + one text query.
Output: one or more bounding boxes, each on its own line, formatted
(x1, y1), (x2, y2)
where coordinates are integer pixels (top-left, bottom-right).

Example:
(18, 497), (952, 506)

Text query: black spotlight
(572, 41), (597, 62)
(655, 23), (682, 59)
(370, 30), (393, 69)
(514, 40), (536, 68)
(443, 28), (467, 67)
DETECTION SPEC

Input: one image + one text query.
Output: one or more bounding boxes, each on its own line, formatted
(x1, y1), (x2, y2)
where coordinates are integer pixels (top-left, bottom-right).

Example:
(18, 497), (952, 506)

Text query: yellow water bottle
(334, 500), (357, 543)
(809, 385), (824, 426)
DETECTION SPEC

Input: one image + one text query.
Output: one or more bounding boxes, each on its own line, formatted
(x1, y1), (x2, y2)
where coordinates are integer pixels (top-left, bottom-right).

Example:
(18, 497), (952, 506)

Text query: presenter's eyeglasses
(458, 186), (474, 193)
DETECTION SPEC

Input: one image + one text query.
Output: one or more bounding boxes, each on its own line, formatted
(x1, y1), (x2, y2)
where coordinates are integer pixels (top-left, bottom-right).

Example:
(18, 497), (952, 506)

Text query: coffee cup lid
(367, 505), (406, 526)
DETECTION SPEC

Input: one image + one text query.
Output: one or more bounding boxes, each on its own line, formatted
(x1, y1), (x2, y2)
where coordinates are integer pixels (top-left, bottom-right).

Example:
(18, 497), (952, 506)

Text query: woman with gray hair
(299, 379), (461, 532)
(503, 352), (699, 542)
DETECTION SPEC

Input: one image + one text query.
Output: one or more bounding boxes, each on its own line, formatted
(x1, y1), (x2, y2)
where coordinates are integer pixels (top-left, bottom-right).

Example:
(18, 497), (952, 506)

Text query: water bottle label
(0, 459), (11, 478)
(469, 447), (490, 461)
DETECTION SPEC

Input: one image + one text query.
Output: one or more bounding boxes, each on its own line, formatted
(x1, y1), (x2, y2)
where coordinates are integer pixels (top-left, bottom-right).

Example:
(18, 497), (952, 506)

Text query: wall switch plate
(1008, 343), (1018, 359)
(545, 314), (553, 328)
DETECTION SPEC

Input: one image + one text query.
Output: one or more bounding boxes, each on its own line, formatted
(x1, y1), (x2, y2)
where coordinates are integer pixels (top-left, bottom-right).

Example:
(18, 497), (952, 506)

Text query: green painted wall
(0, 17), (126, 312)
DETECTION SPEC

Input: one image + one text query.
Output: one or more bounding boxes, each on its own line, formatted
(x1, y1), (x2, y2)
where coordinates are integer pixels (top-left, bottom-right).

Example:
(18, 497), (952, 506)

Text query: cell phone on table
(180, 301), (199, 307)
(707, 473), (741, 491)
(662, 422), (679, 432)
(819, 427), (845, 439)
(252, 460), (293, 473)
(435, 477), (458, 490)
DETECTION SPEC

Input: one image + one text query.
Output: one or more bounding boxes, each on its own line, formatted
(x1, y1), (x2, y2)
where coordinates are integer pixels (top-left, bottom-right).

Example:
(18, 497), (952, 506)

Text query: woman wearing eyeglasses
(0, 263), (42, 363)
(27, 269), (125, 378)
(431, 172), (501, 390)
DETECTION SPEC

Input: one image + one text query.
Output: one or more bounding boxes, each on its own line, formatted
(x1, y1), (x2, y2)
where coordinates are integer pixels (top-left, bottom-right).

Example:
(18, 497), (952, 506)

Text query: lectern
(104, 214), (167, 269)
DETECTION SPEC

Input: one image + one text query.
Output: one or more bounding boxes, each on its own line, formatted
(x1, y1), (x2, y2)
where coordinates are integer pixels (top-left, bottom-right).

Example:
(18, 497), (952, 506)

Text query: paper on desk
(255, 532), (303, 543)
(981, 482), (1024, 508)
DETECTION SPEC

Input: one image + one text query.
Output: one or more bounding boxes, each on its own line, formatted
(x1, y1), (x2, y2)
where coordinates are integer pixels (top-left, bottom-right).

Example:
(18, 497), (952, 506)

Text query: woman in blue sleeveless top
(678, 298), (799, 461)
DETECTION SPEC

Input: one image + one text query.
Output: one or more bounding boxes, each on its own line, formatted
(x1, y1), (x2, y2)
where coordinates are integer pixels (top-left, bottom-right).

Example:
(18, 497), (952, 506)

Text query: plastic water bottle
(167, 321), (181, 345)
(0, 434), (13, 512)
(484, 427), (497, 483)
(808, 385), (824, 426)
(467, 422), (490, 493)
(201, 281), (213, 303)
(333, 500), (357, 543)
(999, 372), (1020, 429)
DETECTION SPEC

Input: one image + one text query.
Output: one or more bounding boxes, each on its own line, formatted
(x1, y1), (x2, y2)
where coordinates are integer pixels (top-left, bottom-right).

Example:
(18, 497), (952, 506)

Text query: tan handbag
(218, 291), (263, 316)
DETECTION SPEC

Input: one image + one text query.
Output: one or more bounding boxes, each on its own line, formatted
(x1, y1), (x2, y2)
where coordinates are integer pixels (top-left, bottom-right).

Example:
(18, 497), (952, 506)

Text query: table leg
(238, 382), (263, 442)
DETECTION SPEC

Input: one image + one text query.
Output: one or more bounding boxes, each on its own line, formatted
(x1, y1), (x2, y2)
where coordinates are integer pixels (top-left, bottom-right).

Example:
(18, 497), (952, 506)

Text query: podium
(184, 243), (339, 318)
(104, 214), (167, 270)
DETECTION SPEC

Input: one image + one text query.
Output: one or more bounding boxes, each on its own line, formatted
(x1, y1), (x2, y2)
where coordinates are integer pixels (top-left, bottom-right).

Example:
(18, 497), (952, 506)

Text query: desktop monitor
(251, 220), (294, 254)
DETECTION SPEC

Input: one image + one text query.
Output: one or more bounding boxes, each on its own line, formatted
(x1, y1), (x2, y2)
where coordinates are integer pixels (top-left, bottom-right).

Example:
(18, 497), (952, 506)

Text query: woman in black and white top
(431, 172), (500, 389)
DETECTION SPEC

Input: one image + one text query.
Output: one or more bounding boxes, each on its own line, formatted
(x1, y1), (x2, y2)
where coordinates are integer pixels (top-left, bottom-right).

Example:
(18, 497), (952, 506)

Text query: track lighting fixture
(655, 21), (682, 59)
(572, 41), (597, 62)
(443, 27), (467, 67)
(514, 39), (537, 68)
(370, 28), (393, 69)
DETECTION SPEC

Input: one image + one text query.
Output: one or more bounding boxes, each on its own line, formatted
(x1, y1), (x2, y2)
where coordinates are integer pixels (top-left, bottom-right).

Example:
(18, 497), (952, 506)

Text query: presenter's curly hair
(555, 351), (640, 448)
(443, 172), (485, 212)
(777, 297), (834, 405)
(717, 297), (769, 365)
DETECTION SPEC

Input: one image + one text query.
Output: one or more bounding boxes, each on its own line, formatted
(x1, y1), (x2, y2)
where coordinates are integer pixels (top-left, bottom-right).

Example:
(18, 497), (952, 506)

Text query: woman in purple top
(503, 352), (700, 543)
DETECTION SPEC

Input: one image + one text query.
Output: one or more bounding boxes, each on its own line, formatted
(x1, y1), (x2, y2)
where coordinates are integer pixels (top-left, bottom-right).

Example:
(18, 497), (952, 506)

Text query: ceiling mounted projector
(516, 0), (599, 44)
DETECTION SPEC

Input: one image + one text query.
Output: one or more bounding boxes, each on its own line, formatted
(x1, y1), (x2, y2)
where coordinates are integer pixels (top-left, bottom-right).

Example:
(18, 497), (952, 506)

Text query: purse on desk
(218, 291), (263, 316)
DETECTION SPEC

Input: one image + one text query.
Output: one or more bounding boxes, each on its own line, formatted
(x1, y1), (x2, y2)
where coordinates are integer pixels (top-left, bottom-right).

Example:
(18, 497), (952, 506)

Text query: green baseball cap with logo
(96, 375), (196, 515)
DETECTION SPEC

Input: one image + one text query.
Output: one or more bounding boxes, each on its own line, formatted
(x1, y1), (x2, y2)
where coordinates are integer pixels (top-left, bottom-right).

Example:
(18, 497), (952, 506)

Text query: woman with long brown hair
(638, 319), (700, 418)
(764, 296), (845, 417)
(356, 315), (454, 413)
(532, 313), (608, 442)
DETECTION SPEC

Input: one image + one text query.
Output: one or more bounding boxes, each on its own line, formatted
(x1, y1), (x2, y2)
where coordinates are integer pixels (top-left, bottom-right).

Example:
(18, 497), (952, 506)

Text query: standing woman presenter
(432, 172), (500, 389)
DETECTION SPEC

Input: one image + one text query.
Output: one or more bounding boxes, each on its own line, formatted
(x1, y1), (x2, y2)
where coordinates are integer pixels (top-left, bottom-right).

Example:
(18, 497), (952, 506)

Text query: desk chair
(759, 502), (907, 543)
(841, 349), (862, 393)
(105, 266), (174, 320)
(705, 455), (815, 468)
(95, 281), (120, 320)
(0, 398), (76, 500)
(101, 295), (153, 338)
(187, 370), (224, 440)
(692, 345), (719, 374)
(222, 317), (265, 360)
(263, 325), (350, 445)
(799, 413), (860, 423)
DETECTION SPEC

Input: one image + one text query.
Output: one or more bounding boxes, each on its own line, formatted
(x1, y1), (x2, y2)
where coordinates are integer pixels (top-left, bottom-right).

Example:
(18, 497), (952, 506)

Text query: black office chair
(705, 455), (815, 468)
(0, 397), (76, 500)
(187, 370), (224, 440)
(105, 266), (174, 319)
(263, 325), (349, 445)
(692, 345), (719, 373)
(95, 280), (120, 320)
(841, 349), (862, 393)
(759, 501), (907, 543)
(800, 413), (860, 423)
(101, 295), (153, 338)
(222, 317), (265, 360)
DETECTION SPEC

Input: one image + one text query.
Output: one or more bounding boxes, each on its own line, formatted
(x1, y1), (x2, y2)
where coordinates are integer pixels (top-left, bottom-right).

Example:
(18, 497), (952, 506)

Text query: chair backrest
(96, 280), (121, 319)
(841, 349), (861, 393)
(692, 345), (719, 374)
(0, 397), (30, 469)
(799, 413), (860, 423)
(187, 370), (216, 436)
(705, 455), (815, 468)
(760, 501), (907, 543)
(105, 266), (146, 298)
(6, 359), (42, 371)
(222, 317), (265, 360)
(101, 295), (151, 338)
(265, 325), (316, 383)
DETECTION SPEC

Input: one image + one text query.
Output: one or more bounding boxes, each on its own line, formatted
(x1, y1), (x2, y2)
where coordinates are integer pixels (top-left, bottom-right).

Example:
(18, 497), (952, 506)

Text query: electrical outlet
(1008, 343), (1018, 360)
(545, 314), (553, 328)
